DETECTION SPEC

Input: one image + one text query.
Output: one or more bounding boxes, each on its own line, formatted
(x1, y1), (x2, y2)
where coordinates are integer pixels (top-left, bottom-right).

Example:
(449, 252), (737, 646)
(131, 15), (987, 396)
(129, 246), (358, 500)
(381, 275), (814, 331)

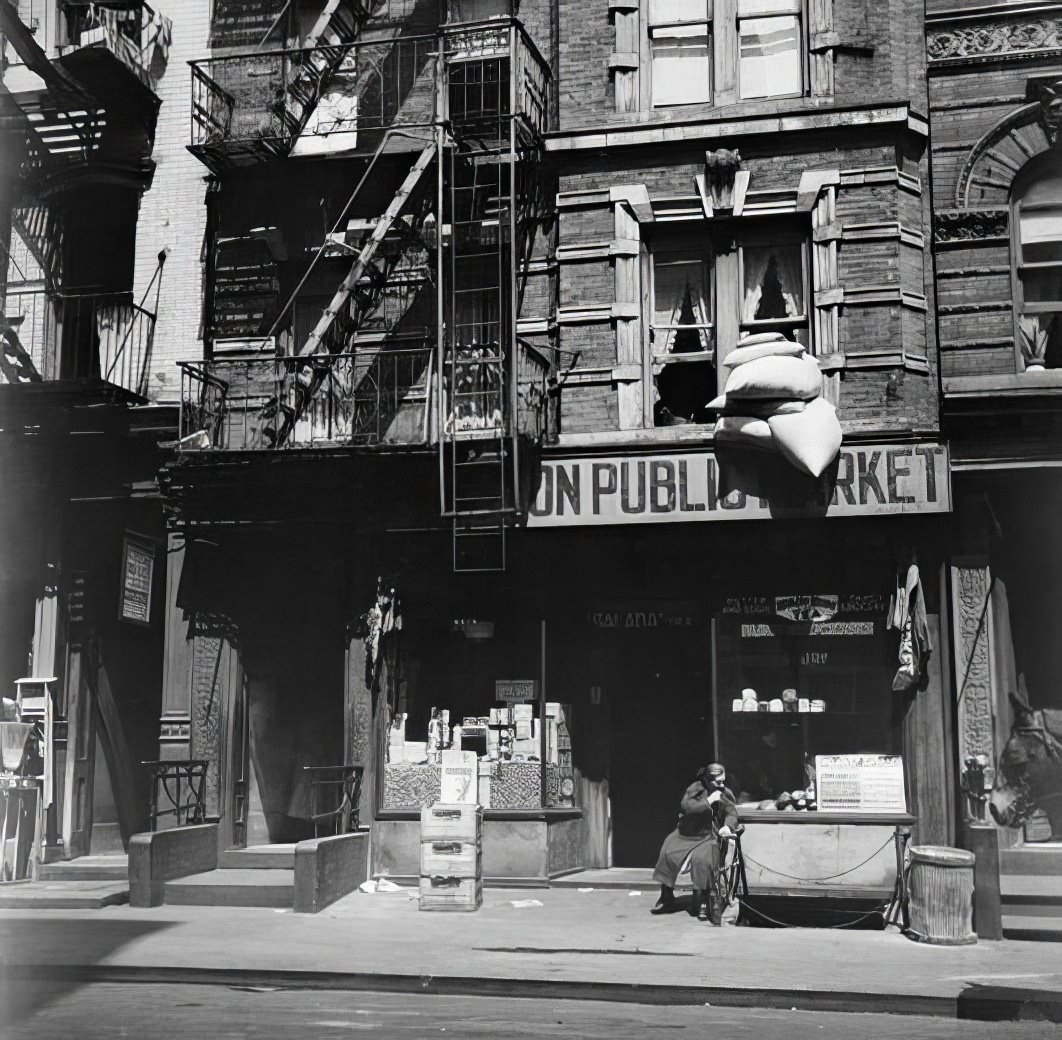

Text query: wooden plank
(714, 0), (737, 105)
(966, 823), (1003, 940)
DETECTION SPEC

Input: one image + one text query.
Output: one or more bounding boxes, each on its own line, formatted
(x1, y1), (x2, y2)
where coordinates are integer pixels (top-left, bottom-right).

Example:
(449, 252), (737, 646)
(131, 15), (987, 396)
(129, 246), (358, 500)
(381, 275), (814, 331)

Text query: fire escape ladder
(11, 206), (62, 292)
(270, 139), (438, 445)
(444, 151), (514, 574)
(272, 0), (382, 146)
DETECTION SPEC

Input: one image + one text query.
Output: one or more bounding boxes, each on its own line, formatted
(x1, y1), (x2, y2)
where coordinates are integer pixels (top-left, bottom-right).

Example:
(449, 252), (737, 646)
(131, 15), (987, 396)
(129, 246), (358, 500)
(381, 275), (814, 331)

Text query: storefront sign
(495, 679), (537, 703)
(119, 536), (155, 626)
(816, 754), (907, 812)
(526, 444), (949, 527)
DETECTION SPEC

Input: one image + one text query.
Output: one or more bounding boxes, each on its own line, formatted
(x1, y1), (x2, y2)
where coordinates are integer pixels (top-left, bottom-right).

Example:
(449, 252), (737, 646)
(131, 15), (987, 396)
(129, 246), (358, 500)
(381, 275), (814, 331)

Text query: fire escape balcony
(176, 338), (549, 454)
(442, 18), (552, 140)
(178, 345), (436, 451)
(1, 289), (156, 394)
(188, 34), (438, 173)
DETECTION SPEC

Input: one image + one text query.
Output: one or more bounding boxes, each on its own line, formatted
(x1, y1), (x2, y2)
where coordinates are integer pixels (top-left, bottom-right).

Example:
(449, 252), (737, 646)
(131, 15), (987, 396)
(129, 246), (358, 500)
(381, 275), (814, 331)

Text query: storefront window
(381, 620), (574, 811)
(714, 594), (901, 810)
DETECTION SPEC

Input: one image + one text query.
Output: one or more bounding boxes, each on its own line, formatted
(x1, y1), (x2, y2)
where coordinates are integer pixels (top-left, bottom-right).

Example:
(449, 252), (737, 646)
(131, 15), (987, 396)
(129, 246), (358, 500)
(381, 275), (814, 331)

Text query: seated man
(650, 762), (738, 924)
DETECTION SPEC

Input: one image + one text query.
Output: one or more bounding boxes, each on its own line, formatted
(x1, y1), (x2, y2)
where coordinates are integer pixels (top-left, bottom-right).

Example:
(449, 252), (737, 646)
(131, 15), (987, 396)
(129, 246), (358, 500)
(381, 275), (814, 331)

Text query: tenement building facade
(1, 0), (1059, 933)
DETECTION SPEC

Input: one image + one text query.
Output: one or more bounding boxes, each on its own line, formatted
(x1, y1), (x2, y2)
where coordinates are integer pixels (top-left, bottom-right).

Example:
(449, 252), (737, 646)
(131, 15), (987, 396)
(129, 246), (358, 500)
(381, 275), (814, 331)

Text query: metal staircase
(271, 139), (438, 445)
(271, 0), (384, 146)
(11, 206), (62, 293)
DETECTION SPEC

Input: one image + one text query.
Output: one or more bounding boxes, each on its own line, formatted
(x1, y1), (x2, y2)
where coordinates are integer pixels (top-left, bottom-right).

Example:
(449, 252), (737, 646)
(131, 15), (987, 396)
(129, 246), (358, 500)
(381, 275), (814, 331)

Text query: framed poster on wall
(119, 534), (156, 627)
(816, 753), (907, 812)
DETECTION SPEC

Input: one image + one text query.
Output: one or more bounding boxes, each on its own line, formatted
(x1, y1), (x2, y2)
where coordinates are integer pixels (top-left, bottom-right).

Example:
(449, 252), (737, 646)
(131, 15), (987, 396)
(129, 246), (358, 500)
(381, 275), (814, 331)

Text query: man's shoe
(689, 888), (704, 917)
(697, 899), (710, 922)
(650, 896), (675, 915)
(709, 896), (724, 926)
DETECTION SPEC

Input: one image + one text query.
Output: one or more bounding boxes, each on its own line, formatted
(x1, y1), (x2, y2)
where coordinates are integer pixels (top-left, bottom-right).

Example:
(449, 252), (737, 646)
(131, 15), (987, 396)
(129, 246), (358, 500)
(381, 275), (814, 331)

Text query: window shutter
(610, 0), (641, 113)
(807, 0), (834, 97)
(810, 185), (840, 403)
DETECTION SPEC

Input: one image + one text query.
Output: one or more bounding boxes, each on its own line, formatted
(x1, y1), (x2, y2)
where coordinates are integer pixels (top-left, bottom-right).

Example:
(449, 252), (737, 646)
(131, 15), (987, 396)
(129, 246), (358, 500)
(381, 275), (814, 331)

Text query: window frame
(647, 0), (714, 109)
(646, 221), (813, 427)
(1010, 156), (1062, 372)
(642, 0), (808, 111)
(735, 0), (806, 102)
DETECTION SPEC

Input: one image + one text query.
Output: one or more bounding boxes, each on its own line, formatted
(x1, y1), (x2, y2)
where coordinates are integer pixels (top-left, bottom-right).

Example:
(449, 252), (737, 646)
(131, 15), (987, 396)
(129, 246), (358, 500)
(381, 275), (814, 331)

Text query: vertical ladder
(444, 149), (513, 572)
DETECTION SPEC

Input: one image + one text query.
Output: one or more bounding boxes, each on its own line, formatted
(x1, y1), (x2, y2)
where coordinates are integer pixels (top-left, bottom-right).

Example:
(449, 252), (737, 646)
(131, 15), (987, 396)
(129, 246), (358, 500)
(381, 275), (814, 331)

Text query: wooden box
(419, 875), (483, 912)
(420, 803), (482, 842)
(420, 839), (482, 878)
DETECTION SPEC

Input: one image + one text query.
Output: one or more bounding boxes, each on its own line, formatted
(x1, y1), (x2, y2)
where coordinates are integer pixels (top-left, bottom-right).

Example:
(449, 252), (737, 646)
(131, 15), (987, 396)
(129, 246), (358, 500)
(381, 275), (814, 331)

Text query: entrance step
(1000, 844), (1062, 876)
(164, 868), (294, 908)
(0, 880), (128, 910)
(1002, 915), (1062, 942)
(219, 844), (297, 870)
(39, 854), (128, 882)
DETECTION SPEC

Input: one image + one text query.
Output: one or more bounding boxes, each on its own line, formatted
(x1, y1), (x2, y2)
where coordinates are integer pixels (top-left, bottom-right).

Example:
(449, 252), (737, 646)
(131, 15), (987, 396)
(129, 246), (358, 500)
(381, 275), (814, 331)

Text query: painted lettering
(915, 445), (939, 502)
(649, 460), (676, 513)
(678, 460), (706, 511)
(832, 451), (857, 505)
(592, 463), (618, 514)
(621, 460), (646, 514)
(886, 449), (914, 504)
(528, 465), (553, 516)
(857, 451), (886, 505)
(557, 464), (580, 515)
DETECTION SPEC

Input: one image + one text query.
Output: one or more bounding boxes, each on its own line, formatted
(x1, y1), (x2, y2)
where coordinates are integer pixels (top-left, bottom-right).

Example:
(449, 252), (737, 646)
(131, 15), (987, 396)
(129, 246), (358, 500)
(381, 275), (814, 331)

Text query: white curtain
(742, 244), (802, 323)
(654, 257), (709, 352)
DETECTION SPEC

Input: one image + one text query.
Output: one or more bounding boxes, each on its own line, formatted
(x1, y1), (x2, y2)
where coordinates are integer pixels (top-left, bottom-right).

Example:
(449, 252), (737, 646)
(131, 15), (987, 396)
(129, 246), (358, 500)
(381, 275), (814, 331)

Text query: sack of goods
(706, 332), (842, 478)
(419, 802), (483, 912)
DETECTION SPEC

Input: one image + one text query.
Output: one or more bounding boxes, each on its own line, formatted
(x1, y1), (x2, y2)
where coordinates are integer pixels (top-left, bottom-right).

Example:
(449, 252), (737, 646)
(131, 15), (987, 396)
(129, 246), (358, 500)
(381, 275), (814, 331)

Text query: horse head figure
(990, 688), (1062, 840)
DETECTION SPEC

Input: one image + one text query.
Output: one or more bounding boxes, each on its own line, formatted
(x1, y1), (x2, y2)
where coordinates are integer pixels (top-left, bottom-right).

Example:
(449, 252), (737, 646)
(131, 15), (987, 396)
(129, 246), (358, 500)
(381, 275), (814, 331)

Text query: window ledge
(547, 102), (921, 153)
(943, 373), (1062, 398)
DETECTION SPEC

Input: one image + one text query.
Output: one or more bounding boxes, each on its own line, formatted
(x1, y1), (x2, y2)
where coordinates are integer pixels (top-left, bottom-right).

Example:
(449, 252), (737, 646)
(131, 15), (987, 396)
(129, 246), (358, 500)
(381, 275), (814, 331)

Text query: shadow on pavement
(0, 916), (179, 1029)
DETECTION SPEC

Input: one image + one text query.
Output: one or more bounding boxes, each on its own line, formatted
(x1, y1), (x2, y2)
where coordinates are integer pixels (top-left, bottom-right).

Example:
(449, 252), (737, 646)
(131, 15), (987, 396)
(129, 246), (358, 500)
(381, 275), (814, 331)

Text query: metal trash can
(906, 846), (976, 945)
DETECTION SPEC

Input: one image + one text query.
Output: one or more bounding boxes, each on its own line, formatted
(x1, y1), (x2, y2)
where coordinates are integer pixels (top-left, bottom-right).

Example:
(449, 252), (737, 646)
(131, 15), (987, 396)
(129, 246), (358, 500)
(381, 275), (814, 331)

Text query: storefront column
(159, 534), (192, 759)
(345, 628), (375, 827)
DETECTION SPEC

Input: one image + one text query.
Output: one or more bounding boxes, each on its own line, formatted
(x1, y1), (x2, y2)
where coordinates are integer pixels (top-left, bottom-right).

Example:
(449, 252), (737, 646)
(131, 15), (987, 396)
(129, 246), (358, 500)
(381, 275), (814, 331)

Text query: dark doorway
(605, 622), (713, 866)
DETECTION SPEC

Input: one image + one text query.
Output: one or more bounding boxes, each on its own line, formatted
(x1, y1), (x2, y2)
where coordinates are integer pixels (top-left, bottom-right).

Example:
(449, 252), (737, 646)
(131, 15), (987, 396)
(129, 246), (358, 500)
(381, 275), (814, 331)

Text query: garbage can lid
(909, 845), (975, 867)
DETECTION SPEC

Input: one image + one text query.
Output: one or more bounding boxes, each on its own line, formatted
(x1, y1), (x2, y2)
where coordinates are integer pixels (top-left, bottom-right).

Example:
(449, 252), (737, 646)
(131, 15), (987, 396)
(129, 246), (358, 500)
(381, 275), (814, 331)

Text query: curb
(0, 963), (958, 1017)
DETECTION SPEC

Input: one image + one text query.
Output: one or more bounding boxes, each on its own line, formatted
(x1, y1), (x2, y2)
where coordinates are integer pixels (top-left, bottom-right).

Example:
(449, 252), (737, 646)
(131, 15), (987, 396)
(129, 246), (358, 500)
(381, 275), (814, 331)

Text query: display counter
(374, 806), (584, 886)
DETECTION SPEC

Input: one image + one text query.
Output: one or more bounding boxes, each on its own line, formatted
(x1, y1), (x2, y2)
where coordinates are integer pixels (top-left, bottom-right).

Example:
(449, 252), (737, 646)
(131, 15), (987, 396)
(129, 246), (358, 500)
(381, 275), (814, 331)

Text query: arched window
(1014, 166), (1062, 371)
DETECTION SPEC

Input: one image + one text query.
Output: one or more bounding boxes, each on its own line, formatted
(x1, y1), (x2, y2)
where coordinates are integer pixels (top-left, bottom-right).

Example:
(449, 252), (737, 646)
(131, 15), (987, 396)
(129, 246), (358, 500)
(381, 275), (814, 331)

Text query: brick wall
(135, 0), (212, 404)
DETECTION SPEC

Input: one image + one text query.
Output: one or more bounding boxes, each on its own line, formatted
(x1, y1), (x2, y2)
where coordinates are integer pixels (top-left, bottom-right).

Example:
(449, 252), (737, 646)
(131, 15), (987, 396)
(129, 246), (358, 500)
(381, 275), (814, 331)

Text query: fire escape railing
(179, 345), (435, 451)
(188, 34), (437, 167)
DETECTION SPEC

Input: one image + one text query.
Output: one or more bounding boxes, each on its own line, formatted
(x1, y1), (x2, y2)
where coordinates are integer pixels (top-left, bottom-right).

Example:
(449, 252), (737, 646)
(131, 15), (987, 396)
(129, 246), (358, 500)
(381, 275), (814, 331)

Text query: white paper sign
(440, 750), (478, 804)
(816, 753), (907, 812)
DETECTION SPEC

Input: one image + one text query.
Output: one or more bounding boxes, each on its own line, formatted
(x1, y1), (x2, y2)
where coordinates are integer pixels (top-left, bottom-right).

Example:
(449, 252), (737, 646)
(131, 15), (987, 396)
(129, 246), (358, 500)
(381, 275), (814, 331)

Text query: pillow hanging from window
(706, 394), (806, 417)
(714, 414), (778, 450)
(723, 353), (823, 401)
(723, 336), (806, 369)
(767, 397), (842, 478)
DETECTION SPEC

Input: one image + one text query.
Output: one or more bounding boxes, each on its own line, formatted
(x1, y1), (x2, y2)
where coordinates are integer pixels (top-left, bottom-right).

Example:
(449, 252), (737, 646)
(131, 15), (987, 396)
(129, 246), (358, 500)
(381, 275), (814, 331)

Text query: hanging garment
(889, 563), (931, 691)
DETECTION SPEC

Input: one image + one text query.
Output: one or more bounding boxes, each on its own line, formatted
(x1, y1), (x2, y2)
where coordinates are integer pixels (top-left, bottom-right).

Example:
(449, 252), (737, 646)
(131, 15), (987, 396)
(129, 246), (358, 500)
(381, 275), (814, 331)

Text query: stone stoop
(39, 854), (129, 882)
(0, 880), (129, 910)
(1000, 845), (1062, 941)
(163, 866), (295, 908)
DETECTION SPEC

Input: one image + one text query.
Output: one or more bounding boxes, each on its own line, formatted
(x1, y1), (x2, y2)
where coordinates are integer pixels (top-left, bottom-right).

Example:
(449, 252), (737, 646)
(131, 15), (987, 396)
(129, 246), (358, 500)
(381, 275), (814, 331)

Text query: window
(650, 227), (810, 426)
(740, 238), (809, 346)
(1014, 169), (1062, 371)
(646, 0), (804, 108)
(737, 0), (802, 100)
(649, 0), (712, 107)
(651, 244), (714, 424)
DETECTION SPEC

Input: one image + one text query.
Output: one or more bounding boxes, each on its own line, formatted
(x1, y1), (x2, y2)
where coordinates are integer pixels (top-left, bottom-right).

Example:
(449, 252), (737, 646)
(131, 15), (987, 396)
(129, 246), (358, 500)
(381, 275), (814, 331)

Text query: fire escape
(178, 10), (552, 572)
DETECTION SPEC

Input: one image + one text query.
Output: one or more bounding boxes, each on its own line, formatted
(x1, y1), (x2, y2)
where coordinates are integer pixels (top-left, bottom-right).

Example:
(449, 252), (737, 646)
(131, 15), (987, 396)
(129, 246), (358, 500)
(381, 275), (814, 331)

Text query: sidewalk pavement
(1, 885), (1061, 1020)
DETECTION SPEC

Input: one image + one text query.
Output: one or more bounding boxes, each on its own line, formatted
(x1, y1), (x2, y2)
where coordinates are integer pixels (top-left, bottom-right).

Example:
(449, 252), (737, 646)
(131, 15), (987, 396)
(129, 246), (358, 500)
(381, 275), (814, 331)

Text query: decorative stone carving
(704, 149), (743, 211)
(934, 209), (1008, 243)
(928, 19), (1062, 62)
(953, 566), (995, 781)
(1034, 77), (1062, 145)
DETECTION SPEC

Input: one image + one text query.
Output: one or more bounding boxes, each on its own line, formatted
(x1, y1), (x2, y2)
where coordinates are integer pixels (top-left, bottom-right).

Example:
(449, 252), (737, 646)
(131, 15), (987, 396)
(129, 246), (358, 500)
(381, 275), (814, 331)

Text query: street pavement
(2, 984), (1062, 1040)
(1, 886), (1061, 1021)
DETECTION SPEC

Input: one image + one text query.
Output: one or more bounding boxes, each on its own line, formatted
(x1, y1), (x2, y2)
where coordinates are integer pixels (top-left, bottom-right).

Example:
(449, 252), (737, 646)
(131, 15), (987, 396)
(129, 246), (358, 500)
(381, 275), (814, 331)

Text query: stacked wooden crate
(419, 803), (482, 912)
